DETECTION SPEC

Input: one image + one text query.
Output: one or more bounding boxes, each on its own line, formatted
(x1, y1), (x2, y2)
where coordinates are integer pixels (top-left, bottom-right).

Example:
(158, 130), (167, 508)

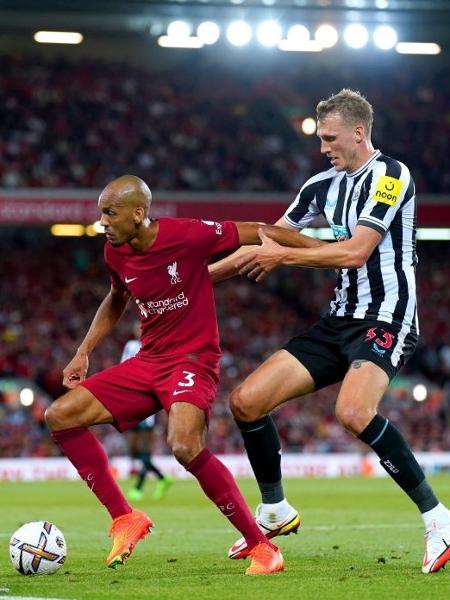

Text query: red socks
(51, 427), (131, 519)
(186, 448), (266, 550)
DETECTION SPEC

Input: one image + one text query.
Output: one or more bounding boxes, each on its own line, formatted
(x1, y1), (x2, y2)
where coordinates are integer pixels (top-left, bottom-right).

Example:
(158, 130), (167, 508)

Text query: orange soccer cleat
(106, 510), (153, 568)
(245, 542), (285, 576)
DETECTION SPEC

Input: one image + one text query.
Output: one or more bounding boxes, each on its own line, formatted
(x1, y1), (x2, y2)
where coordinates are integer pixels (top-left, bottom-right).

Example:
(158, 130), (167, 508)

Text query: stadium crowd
(1, 54), (450, 194)
(0, 232), (449, 457)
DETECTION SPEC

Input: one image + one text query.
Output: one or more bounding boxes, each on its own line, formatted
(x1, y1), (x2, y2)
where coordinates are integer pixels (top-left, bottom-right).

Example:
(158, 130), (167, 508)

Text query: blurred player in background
(121, 322), (173, 502)
(45, 174), (320, 574)
(210, 89), (450, 574)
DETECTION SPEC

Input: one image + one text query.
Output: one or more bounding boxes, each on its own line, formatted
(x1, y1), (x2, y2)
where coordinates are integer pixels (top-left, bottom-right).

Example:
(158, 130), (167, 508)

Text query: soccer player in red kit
(45, 174), (320, 574)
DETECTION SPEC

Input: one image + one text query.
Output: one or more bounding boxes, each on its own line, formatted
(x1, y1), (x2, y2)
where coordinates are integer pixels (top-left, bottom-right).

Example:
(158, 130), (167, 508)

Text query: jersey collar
(346, 149), (381, 179)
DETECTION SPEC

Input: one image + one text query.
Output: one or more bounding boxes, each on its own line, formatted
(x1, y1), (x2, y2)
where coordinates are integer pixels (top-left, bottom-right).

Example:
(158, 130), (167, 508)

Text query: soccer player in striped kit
(211, 89), (450, 574)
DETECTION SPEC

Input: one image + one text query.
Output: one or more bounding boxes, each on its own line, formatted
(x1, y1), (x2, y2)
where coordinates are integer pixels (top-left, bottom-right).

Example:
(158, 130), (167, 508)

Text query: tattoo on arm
(351, 359), (369, 369)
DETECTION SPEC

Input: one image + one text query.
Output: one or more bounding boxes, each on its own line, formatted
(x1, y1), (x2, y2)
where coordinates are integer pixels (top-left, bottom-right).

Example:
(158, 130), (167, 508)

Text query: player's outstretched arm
(62, 286), (130, 388)
(236, 225), (382, 282)
(208, 219), (325, 283)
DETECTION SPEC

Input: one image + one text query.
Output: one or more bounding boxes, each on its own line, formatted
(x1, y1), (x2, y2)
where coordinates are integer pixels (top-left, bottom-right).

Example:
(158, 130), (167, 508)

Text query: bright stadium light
(19, 388), (34, 407)
(50, 224), (85, 237)
(256, 20), (283, 47)
(34, 31), (83, 44)
(344, 24), (369, 49)
(413, 384), (428, 402)
(158, 36), (203, 48)
(396, 42), (441, 55)
(315, 24), (338, 48)
(197, 21), (220, 45)
(373, 25), (398, 50)
(302, 118), (317, 135)
(226, 21), (252, 47)
(167, 20), (192, 39)
(92, 221), (105, 234)
(287, 24), (310, 43)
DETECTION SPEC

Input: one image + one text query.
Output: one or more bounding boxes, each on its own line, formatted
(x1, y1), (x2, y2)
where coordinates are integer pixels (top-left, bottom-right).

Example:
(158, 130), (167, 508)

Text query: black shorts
(284, 315), (417, 390)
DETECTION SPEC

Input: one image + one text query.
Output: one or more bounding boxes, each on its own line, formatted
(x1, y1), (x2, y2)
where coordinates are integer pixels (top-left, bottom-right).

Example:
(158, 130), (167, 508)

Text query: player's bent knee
(230, 385), (263, 422)
(45, 401), (70, 432)
(335, 403), (376, 435)
(167, 437), (202, 466)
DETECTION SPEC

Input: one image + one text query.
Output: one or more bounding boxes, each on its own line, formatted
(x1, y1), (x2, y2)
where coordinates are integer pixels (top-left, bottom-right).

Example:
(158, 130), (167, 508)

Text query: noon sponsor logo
(373, 175), (403, 206)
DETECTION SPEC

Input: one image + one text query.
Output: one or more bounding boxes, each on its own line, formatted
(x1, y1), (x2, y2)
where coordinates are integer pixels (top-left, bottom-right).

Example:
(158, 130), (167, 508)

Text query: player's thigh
(46, 385), (114, 430)
(335, 360), (389, 434)
(231, 349), (316, 418)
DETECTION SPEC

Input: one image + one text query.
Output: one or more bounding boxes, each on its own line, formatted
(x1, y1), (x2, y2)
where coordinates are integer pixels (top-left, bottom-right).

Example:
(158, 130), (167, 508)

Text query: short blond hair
(316, 89), (373, 138)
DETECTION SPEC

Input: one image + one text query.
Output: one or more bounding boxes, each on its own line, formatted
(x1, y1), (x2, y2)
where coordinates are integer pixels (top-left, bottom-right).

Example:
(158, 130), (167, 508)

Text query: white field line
(0, 522), (422, 539)
(0, 597), (77, 600)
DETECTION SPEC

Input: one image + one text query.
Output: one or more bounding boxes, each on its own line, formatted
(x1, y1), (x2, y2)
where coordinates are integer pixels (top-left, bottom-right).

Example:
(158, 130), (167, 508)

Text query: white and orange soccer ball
(9, 521), (67, 575)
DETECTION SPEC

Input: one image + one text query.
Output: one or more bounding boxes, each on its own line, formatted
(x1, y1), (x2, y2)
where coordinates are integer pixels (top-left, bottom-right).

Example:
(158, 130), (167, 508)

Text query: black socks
(236, 416), (285, 503)
(358, 415), (438, 513)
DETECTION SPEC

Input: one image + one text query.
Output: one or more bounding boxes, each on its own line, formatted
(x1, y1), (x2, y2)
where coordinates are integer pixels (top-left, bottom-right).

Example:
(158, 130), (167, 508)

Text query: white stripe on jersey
(284, 150), (418, 333)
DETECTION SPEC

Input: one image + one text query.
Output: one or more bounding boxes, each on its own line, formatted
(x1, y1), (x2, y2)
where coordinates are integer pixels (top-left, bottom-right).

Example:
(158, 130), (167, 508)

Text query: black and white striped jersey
(284, 150), (418, 336)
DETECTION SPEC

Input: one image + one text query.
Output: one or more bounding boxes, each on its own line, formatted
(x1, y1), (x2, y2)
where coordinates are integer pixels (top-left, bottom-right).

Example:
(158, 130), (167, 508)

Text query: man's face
(98, 196), (139, 246)
(317, 112), (363, 173)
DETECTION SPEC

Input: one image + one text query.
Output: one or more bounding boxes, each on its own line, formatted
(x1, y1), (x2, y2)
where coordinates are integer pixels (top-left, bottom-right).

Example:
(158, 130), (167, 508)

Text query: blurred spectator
(0, 231), (449, 456)
(1, 54), (449, 193)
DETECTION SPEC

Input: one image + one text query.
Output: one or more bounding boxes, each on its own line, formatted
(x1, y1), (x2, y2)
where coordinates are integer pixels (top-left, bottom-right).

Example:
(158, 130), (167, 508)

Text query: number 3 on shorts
(173, 370), (196, 395)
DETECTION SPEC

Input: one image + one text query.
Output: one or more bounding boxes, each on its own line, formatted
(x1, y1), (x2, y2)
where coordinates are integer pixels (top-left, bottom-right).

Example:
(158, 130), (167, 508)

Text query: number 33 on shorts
(172, 371), (196, 396)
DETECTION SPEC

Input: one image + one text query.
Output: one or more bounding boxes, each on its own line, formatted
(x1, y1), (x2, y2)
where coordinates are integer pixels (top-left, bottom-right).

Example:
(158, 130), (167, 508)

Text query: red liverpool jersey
(104, 217), (239, 358)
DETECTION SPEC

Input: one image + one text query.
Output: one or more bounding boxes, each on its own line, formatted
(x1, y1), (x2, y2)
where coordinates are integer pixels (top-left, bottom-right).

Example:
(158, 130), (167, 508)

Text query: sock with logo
(186, 448), (266, 550)
(51, 427), (132, 519)
(358, 415), (438, 513)
(235, 416), (284, 504)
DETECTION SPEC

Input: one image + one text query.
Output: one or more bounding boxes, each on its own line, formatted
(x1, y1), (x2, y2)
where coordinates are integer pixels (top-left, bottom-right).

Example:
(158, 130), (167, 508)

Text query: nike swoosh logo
(125, 276), (138, 284)
(173, 389), (193, 396)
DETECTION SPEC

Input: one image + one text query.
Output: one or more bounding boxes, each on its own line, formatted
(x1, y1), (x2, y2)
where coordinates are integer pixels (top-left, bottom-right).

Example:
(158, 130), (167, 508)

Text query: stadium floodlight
(50, 224), (85, 236)
(226, 21), (252, 46)
(34, 31), (83, 44)
(396, 42), (441, 55)
(302, 118), (317, 135)
(344, 24), (369, 49)
(85, 224), (100, 237)
(256, 20), (283, 48)
(19, 388), (34, 407)
(413, 384), (428, 402)
(314, 24), (338, 48)
(158, 36), (203, 48)
(416, 228), (450, 240)
(197, 21), (220, 45)
(373, 25), (398, 50)
(167, 21), (192, 39)
(287, 24), (310, 44)
(92, 221), (105, 234)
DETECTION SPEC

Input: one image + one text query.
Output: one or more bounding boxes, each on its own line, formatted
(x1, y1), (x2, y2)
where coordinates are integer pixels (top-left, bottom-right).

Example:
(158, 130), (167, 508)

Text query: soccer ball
(9, 521), (67, 576)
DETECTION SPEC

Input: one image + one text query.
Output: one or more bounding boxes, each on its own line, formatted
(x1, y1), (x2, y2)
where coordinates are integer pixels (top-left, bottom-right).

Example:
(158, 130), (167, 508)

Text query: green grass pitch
(0, 475), (449, 599)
